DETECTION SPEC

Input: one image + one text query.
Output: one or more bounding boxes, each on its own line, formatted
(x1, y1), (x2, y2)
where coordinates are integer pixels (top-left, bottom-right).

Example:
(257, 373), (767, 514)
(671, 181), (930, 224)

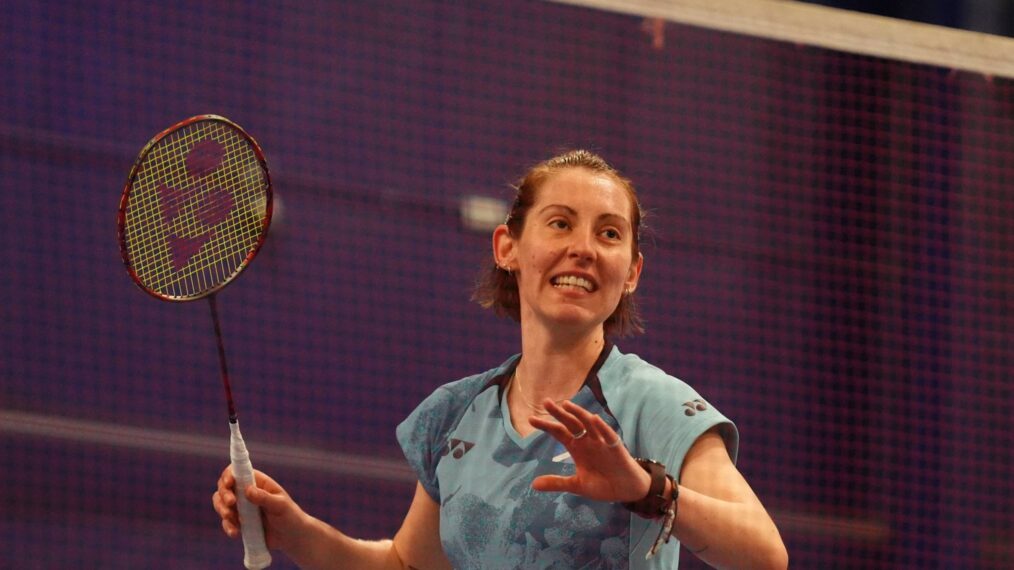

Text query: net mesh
(2, 1), (1013, 568)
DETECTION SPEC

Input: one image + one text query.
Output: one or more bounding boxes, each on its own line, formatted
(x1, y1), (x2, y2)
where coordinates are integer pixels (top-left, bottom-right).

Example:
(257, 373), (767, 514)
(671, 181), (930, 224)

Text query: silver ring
(571, 428), (588, 440)
(606, 438), (622, 448)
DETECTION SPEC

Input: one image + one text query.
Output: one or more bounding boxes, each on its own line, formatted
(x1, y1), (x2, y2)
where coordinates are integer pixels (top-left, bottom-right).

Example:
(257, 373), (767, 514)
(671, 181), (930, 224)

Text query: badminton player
(213, 150), (787, 569)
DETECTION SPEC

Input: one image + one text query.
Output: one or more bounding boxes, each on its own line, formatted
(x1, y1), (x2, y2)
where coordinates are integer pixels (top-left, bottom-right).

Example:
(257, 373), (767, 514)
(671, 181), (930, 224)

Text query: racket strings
(122, 120), (269, 299)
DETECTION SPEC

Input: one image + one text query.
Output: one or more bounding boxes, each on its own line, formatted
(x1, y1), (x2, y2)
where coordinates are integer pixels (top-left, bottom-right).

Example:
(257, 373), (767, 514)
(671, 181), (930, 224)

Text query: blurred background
(2, 0), (1012, 568)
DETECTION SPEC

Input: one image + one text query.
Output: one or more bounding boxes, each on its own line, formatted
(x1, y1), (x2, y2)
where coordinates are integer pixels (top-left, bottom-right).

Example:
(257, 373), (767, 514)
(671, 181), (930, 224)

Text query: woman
(213, 150), (787, 569)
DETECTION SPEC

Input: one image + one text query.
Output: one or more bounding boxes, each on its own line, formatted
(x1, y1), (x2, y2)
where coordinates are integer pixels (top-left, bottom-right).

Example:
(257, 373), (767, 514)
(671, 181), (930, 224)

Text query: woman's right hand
(212, 466), (308, 553)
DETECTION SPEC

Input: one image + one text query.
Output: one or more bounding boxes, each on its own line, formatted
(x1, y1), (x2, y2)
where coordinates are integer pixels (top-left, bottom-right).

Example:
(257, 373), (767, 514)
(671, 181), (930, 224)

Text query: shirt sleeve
(640, 377), (738, 478)
(611, 358), (738, 474)
(397, 381), (472, 501)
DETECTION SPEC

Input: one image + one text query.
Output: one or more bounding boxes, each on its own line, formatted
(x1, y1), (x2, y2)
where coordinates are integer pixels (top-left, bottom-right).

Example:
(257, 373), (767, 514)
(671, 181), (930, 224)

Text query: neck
(515, 323), (606, 402)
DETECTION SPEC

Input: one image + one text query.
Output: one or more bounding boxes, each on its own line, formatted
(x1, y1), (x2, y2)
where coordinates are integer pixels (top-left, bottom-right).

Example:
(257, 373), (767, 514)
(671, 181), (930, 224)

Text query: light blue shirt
(397, 344), (738, 569)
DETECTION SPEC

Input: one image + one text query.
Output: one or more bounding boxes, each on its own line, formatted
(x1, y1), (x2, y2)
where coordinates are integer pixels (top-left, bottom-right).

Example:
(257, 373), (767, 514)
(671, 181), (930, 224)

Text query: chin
(545, 310), (607, 332)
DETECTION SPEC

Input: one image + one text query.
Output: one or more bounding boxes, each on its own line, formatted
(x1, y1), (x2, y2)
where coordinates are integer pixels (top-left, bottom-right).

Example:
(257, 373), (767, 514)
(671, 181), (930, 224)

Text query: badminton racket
(118, 114), (273, 569)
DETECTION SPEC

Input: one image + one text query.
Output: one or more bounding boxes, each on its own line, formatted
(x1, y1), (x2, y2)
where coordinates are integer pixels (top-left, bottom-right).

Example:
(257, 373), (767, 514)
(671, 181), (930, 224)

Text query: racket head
(118, 115), (272, 302)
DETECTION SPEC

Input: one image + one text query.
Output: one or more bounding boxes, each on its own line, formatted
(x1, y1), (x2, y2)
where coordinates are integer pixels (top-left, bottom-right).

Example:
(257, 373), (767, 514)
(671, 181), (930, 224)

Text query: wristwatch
(623, 458), (671, 518)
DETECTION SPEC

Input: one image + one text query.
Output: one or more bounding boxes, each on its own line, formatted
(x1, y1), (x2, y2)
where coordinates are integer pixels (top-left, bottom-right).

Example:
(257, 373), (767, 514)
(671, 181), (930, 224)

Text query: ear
(492, 224), (516, 270)
(624, 252), (644, 295)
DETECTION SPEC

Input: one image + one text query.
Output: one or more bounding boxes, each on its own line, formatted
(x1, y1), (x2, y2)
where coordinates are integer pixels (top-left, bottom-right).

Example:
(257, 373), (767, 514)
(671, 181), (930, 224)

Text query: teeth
(553, 275), (594, 292)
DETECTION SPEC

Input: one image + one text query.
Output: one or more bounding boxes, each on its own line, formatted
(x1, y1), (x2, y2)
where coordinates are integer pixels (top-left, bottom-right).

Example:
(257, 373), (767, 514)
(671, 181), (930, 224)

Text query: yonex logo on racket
(158, 138), (236, 271)
(120, 115), (270, 301)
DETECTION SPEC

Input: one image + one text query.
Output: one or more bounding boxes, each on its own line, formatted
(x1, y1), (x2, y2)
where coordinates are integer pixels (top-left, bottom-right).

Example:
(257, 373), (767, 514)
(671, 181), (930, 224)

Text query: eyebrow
(537, 204), (631, 225)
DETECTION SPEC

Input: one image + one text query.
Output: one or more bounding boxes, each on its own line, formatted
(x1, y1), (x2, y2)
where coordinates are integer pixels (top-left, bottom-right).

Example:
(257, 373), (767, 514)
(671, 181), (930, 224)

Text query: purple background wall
(2, 1), (1012, 568)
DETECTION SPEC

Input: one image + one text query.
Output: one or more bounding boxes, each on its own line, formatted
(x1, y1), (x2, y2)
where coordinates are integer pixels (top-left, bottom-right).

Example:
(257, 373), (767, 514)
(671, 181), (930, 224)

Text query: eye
(549, 219), (570, 230)
(601, 228), (622, 240)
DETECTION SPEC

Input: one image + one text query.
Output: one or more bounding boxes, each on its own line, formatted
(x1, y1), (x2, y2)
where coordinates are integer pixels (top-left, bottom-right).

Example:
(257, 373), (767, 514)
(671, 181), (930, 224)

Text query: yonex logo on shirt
(682, 399), (708, 416)
(442, 438), (475, 459)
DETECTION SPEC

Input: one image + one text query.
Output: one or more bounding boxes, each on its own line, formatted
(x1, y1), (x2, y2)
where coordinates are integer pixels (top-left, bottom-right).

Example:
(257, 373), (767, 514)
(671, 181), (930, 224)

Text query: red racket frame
(117, 114), (273, 303)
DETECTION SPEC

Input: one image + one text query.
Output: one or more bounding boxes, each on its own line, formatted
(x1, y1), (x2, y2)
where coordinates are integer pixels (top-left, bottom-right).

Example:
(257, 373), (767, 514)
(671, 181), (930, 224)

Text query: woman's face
(497, 167), (643, 336)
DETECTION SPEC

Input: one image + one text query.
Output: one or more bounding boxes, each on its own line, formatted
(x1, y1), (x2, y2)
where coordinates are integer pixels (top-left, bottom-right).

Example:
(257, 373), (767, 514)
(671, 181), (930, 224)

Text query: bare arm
(272, 481), (451, 570)
(671, 429), (788, 570)
(392, 483), (454, 570)
(213, 468), (451, 570)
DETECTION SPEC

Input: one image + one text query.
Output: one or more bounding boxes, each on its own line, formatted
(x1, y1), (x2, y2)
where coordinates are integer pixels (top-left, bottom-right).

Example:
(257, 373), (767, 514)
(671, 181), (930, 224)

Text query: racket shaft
(230, 421), (272, 569)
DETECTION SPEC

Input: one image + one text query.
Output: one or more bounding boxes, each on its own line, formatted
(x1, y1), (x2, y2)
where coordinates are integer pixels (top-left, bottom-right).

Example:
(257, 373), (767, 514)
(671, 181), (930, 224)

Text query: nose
(567, 227), (596, 264)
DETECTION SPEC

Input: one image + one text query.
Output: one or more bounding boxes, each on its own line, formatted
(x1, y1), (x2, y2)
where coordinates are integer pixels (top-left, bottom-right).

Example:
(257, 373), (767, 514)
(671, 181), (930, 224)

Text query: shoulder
(423, 357), (514, 410)
(599, 348), (702, 408)
(398, 355), (517, 438)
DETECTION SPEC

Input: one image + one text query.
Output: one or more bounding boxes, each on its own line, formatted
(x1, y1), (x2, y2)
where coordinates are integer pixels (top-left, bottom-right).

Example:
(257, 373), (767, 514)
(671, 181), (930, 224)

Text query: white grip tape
(230, 421), (272, 569)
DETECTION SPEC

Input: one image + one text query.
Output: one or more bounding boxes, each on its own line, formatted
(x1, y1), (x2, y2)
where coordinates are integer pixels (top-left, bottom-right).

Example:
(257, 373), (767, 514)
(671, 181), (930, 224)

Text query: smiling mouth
(552, 275), (596, 292)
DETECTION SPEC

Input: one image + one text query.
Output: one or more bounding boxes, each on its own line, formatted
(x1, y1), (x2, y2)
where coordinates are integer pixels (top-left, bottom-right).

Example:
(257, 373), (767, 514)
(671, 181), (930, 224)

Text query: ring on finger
(571, 428), (588, 440)
(606, 438), (622, 448)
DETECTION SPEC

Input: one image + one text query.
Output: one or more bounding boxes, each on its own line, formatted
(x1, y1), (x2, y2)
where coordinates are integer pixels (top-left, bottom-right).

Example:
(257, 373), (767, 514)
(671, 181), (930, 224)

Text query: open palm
(528, 400), (651, 503)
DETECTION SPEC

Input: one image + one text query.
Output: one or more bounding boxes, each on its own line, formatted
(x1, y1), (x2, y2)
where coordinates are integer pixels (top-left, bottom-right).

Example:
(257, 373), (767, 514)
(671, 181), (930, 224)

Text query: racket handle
(230, 421), (272, 569)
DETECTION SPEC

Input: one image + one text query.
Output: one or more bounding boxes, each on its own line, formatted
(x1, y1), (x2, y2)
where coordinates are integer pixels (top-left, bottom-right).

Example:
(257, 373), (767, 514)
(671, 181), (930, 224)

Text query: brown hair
(472, 149), (645, 336)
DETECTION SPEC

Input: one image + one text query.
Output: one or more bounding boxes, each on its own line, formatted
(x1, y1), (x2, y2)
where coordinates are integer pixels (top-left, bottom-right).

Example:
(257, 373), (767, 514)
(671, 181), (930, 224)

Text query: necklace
(511, 366), (566, 416)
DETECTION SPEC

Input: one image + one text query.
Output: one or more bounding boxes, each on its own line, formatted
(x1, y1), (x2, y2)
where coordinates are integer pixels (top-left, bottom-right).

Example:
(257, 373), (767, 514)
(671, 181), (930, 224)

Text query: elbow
(758, 540), (788, 570)
(724, 532), (788, 570)
(753, 513), (788, 570)
(739, 530), (787, 570)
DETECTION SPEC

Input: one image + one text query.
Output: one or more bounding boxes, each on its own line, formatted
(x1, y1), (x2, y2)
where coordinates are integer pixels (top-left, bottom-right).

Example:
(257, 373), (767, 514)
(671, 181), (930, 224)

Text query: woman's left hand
(528, 400), (651, 503)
